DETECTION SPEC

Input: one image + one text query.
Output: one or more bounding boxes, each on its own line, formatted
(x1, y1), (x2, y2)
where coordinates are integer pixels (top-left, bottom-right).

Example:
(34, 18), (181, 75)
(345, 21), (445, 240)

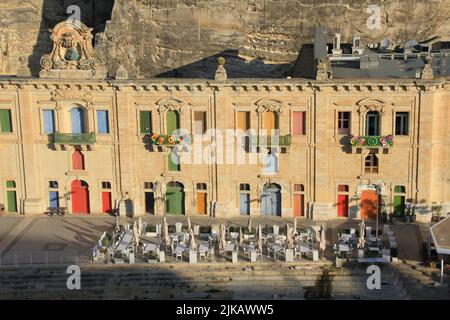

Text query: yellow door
(196, 192), (207, 215)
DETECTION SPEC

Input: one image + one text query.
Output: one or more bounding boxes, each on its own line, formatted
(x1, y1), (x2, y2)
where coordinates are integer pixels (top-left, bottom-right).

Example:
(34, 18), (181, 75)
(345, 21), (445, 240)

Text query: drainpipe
(110, 82), (124, 214)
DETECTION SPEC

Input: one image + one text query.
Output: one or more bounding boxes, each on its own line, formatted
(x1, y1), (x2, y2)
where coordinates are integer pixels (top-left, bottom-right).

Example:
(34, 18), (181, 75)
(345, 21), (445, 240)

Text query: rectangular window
(97, 110), (109, 134)
(395, 112), (409, 135)
(139, 111), (152, 134)
(236, 111), (250, 131)
(0, 109), (12, 133)
(337, 112), (351, 134)
(292, 111), (306, 135)
(194, 111), (206, 135)
(43, 109), (55, 134)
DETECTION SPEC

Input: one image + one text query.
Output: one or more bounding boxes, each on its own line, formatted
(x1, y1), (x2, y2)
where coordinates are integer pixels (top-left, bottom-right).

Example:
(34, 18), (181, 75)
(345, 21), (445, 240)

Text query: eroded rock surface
(1, 0), (449, 78)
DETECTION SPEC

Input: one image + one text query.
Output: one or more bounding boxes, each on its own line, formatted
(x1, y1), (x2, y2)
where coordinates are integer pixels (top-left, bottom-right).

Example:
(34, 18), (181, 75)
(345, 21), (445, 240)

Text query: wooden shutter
(194, 111), (206, 135)
(236, 111), (250, 131)
(196, 192), (207, 215)
(166, 110), (179, 134)
(264, 111), (276, 132)
(293, 111), (305, 135)
(140, 111), (152, 134)
(0, 109), (12, 133)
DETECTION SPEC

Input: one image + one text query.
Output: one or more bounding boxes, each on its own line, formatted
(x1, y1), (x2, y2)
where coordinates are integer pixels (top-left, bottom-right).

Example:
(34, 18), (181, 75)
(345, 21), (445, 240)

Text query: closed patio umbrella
(163, 216), (171, 248)
(248, 216), (252, 233)
(358, 220), (366, 249)
(189, 228), (196, 251)
(319, 224), (326, 253)
(286, 223), (294, 249)
(219, 224), (226, 255)
(239, 226), (244, 246)
(138, 217), (143, 236)
(293, 218), (297, 236)
(133, 220), (140, 247)
(187, 216), (192, 232)
(257, 224), (263, 253)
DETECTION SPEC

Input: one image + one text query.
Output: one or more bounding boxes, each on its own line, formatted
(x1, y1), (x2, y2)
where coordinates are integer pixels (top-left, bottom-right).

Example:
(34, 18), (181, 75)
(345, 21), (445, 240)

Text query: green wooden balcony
(50, 133), (96, 145)
(250, 134), (292, 147)
(350, 135), (394, 148)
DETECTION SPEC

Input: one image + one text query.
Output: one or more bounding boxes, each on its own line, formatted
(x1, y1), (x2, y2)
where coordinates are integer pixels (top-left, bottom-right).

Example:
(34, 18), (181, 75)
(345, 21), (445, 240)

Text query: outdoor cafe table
(225, 243), (236, 253)
(143, 243), (158, 253)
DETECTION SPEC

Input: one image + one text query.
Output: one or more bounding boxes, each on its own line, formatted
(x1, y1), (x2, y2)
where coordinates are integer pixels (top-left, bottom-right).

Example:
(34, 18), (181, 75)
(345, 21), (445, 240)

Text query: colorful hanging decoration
(147, 132), (191, 146)
(350, 135), (394, 147)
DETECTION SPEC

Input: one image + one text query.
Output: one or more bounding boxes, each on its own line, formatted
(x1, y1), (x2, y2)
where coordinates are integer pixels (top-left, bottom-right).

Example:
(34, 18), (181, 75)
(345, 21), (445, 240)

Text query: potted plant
(147, 251), (158, 263)
(431, 202), (443, 222)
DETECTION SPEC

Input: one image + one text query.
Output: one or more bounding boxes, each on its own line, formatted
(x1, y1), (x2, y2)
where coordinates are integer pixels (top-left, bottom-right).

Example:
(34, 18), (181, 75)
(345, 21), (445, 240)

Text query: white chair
(273, 225), (279, 236)
(175, 222), (183, 233)
(199, 245), (208, 261)
(294, 246), (302, 259)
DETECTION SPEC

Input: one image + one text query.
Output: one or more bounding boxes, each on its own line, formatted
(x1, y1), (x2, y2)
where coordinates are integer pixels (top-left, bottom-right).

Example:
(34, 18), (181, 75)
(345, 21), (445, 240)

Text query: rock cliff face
(1, 0), (449, 78)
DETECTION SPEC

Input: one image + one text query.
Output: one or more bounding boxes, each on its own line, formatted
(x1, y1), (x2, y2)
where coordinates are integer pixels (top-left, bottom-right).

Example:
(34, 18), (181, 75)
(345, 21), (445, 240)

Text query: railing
(250, 135), (292, 147)
(350, 135), (394, 148)
(50, 132), (96, 145)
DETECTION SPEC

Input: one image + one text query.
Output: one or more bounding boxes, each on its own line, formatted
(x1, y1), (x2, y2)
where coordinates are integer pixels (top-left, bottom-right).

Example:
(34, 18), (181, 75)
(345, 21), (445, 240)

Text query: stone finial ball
(217, 57), (226, 66)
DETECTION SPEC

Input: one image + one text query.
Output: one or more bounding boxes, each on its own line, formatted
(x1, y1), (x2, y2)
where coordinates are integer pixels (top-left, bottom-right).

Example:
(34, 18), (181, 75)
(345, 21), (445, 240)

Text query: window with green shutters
(0, 109), (12, 133)
(6, 180), (17, 213)
(166, 110), (179, 134)
(139, 111), (152, 134)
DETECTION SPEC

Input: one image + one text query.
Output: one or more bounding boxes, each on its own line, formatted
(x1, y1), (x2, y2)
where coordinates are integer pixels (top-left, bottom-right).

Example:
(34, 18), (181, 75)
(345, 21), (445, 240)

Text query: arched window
(102, 182), (111, 190)
(365, 152), (378, 174)
(294, 184), (304, 192)
(72, 149), (85, 170)
(337, 185), (349, 192)
(144, 182), (154, 190)
(365, 111), (380, 136)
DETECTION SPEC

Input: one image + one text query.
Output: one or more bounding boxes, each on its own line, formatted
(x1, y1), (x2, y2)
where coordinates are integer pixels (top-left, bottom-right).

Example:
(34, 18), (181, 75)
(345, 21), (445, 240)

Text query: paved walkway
(0, 214), (426, 265)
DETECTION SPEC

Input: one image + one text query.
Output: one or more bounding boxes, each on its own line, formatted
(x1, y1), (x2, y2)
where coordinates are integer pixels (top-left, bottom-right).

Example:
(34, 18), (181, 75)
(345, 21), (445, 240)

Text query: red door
(102, 192), (112, 214)
(293, 194), (304, 217)
(71, 180), (90, 214)
(337, 195), (349, 217)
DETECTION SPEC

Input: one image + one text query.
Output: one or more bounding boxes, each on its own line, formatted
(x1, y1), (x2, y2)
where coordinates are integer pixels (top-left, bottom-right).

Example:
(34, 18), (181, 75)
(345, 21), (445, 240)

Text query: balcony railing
(250, 135), (292, 147)
(50, 133), (96, 145)
(350, 135), (394, 148)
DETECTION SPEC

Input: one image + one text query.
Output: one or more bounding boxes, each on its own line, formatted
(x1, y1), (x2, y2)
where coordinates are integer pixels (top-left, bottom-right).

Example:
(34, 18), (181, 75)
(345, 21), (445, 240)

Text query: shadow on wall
(28, 0), (115, 76)
(155, 49), (294, 79)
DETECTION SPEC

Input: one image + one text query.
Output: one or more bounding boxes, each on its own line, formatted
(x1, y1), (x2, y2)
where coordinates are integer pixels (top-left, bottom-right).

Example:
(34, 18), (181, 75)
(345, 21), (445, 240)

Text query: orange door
(293, 194), (304, 217)
(361, 190), (378, 220)
(196, 192), (207, 215)
(71, 180), (90, 214)
(102, 192), (112, 214)
(337, 195), (349, 217)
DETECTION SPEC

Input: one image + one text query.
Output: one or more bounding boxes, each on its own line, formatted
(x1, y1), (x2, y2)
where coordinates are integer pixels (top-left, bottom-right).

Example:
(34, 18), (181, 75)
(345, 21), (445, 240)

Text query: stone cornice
(0, 77), (449, 94)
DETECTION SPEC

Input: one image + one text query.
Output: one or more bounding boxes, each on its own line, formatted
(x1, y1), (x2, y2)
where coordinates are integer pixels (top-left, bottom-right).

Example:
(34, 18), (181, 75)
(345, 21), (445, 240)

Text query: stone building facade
(0, 21), (449, 222)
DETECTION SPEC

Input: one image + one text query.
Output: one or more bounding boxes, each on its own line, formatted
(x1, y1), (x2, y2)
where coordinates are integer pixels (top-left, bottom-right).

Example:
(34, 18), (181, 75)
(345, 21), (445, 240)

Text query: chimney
(314, 27), (328, 60)
(332, 33), (342, 55)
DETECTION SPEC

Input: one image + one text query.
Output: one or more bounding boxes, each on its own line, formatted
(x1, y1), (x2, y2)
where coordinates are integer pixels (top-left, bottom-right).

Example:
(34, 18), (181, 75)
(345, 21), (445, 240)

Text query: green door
(393, 195), (405, 217)
(166, 111), (179, 135)
(166, 186), (184, 215)
(7, 190), (17, 212)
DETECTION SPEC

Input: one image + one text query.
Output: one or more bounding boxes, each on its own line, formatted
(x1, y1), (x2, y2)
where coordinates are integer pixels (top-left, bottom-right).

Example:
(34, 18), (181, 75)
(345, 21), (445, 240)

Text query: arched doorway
(166, 182), (184, 215)
(71, 107), (86, 134)
(71, 180), (90, 214)
(261, 183), (281, 216)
